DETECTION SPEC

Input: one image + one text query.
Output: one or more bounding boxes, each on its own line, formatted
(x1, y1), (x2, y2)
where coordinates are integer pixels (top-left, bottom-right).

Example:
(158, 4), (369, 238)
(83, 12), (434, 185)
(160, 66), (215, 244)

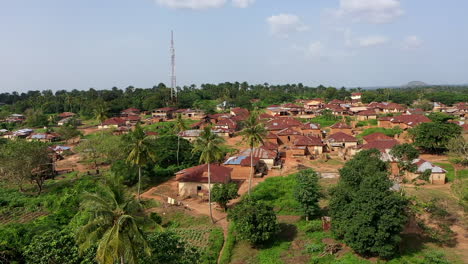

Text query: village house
(176, 164), (233, 198)
(191, 116), (215, 130)
(223, 155), (262, 180)
(369, 102), (406, 114)
(238, 147), (278, 169)
(281, 103), (304, 116)
(27, 132), (60, 143)
(57, 117), (81, 126)
(262, 141), (279, 153)
(351, 92), (362, 102)
(327, 132), (358, 151)
(5, 114), (25, 123)
(301, 123), (322, 137)
(360, 139), (399, 152)
(58, 112), (76, 119)
(329, 122), (353, 135)
(113, 126), (131, 135)
(98, 117), (127, 129)
(123, 115), (141, 126)
(175, 109), (205, 120)
(323, 104), (347, 116)
(377, 116), (393, 128)
(265, 117), (302, 132)
(276, 127), (302, 144)
(405, 159), (447, 185)
(179, 129), (203, 142)
(304, 98), (324, 110)
(214, 118), (238, 132)
(362, 132), (394, 144)
(388, 114), (431, 129)
(3, 128), (34, 139)
(292, 135), (325, 157)
(259, 113), (274, 120)
(120, 108), (140, 117)
(152, 107), (176, 120)
(230, 107), (249, 118)
(266, 132), (282, 145)
(356, 109), (378, 121)
(264, 105), (286, 117)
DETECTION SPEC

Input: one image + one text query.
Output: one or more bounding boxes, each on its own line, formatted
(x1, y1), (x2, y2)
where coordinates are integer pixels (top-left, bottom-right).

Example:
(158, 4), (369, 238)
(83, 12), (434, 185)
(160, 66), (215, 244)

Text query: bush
(303, 219), (323, 233)
(228, 198), (279, 246)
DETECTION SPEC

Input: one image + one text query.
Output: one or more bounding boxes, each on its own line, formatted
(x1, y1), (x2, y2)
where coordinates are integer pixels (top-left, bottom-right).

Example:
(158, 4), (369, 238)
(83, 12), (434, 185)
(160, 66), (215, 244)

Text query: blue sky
(1, 0), (467, 92)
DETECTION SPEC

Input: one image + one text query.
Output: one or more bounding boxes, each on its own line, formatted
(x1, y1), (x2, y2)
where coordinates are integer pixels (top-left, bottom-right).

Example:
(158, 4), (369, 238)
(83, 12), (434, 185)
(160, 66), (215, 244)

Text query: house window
(197, 186), (202, 191)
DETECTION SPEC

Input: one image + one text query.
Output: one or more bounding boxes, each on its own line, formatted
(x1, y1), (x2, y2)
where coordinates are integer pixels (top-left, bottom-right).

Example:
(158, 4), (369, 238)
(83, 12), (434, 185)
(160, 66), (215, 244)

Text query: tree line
(1, 84), (467, 118)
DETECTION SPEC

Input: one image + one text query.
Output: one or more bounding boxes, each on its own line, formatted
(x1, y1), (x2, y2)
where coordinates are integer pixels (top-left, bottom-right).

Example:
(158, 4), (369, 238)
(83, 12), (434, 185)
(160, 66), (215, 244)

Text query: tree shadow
(260, 223), (298, 249)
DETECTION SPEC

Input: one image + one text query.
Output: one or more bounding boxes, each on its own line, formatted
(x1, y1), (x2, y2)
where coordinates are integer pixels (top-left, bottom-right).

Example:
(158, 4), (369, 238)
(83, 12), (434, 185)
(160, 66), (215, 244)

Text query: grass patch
(200, 228), (224, 264)
(309, 116), (340, 128)
(251, 175), (302, 215)
(357, 127), (403, 139)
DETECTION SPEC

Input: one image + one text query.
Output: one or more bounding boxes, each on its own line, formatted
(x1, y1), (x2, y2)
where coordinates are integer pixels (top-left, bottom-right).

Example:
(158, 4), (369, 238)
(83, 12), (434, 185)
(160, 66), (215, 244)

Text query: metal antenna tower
(170, 30), (177, 100)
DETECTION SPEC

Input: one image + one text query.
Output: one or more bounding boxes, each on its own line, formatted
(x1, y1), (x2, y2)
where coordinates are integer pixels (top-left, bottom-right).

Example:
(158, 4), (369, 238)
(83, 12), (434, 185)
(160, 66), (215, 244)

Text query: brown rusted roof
(176, 164), (232, 183)
(362, 132), (393, 142)
(294, 135), (324, 146)
(330, 122), (352, 129)
(360, 139), (399, 151)
(328, 132), (357, 142)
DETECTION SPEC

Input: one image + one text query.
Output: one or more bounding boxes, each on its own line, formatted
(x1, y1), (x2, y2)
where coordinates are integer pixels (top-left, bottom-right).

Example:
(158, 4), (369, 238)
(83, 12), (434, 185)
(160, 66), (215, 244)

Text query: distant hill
(405, 81), (428, 87)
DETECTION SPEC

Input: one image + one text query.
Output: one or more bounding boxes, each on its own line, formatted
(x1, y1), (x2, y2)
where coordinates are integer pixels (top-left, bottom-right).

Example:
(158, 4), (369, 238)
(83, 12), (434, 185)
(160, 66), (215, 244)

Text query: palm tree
(126, 124), (156, 201)
(93, 105), (108, 126)
(173, 113), (188, 166)
(239, 110), (267, 195)
(77, 177), (155, 264)
(192, 126), (225, 224)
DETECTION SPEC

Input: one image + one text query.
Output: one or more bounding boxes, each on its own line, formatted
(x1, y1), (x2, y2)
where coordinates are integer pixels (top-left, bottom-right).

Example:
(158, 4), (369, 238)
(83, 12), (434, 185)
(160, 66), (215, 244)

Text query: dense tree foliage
(211, 183), (239, 211)
(389, 143), (420, 176)
(1, 84), (466, 117)
(294, 169), (321, 221)
(0, 140), (52, 193)
(228, 198), (279, 246)
(329, 149), (408, 258)
(23, 229), (95, 264)
(140, 231), (201, 264)
(76, 176), (156, 264)
(447, 136), (468, 166)
(410, 121), (462, 153)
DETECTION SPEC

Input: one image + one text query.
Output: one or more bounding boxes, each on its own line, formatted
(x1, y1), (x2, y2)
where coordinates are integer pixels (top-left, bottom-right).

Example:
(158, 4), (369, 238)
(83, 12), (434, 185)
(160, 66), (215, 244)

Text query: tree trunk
(248, 147), (254, 195)
(137, 166), (142, 201)
(120, 255), (125, 264)
(177, 135), (180, 166)
(208, 163), (214, 224)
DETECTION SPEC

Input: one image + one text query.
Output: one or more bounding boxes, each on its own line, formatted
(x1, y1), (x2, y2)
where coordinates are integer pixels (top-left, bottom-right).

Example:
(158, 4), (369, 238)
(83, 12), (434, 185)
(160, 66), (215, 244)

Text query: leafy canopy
(329, 149), (408, 258)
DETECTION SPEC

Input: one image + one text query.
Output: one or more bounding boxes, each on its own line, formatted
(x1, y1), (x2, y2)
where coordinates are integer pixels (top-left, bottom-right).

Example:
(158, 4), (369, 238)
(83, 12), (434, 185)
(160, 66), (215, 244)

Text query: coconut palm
(77, 177), (154, 264)
(239, 110), (267, 195)
(192, 126), (226, 224)
(93, 105), (108, 126)
(173, 113), (188, 166)
(125, 124), (156, 201)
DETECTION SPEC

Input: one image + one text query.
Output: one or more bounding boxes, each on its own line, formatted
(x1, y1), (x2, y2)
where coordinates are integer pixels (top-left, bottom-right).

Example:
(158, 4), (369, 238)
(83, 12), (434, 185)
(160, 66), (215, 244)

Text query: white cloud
(267, 14), (309, 38)
(403, 35), (423, 49)
(232, 0), (255, 8)
(155, 0), (226, 9)
(333, 0), (404, 24)
(357, 35), (389, 47)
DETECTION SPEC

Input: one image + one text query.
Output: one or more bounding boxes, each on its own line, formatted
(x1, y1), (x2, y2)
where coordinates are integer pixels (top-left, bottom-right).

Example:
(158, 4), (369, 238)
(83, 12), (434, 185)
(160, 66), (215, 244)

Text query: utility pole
(170, 30), (177, 101)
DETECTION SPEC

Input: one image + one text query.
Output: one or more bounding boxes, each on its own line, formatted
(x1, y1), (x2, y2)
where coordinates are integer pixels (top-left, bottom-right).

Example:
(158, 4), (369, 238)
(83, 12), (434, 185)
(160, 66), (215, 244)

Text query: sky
(1, 0), (467, 92)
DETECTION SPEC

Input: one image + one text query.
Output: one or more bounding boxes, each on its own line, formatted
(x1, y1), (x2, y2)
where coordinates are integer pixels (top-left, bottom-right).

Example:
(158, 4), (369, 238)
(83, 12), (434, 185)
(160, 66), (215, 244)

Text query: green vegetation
(211, 183), (239, 211)
(228, 198), (279, 246)
(357, 127), (403, 138)
(251, 175), (302, 215)
(330, 149), (408, 258)
(410, 119), (462, 153)
(294, 169), (321, 220)
(310, 115), (340, 128)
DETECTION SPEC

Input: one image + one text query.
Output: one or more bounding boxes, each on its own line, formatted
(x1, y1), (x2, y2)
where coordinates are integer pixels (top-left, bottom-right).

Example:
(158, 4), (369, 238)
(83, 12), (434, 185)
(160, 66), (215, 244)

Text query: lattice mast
(170, 30), (177, 100)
